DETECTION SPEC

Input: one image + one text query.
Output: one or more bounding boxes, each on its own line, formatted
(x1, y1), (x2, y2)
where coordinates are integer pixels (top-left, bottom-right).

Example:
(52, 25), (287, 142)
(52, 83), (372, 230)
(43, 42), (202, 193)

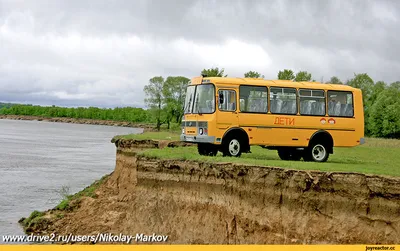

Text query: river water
(0, 119), (141, 242)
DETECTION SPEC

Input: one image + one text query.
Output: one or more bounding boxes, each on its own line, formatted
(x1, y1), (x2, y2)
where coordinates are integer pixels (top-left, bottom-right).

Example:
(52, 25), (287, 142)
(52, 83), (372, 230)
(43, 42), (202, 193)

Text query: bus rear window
(328, 91), (354, 117)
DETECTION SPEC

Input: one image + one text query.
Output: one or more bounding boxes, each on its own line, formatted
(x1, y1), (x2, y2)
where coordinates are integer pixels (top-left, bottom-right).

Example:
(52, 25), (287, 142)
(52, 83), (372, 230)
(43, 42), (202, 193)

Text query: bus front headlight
(182, 128), (185, 134)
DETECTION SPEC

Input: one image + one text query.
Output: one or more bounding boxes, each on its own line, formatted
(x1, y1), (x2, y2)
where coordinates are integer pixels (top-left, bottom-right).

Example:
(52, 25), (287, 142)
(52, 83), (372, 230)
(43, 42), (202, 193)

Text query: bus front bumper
(180, 134), (215, 144)
(360, 137), (366, 145)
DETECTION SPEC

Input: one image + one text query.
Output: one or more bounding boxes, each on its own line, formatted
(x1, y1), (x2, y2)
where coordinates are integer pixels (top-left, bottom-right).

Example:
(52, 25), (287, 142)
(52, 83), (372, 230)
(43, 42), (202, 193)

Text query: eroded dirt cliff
(24, 139), (400, 244)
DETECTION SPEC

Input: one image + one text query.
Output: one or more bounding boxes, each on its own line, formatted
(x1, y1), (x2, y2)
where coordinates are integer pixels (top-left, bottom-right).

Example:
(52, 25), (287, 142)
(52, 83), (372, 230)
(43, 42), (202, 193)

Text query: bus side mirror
(219, 93), (224, 104)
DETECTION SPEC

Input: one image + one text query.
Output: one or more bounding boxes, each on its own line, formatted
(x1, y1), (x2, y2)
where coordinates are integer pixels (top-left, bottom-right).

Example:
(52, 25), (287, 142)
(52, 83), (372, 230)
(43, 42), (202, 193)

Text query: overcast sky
(0, 0), (398, 108)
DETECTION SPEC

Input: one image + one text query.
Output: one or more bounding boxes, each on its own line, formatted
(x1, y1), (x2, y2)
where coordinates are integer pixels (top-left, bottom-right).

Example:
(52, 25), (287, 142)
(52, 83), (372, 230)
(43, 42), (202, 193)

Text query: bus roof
(193, 76), (359, 92)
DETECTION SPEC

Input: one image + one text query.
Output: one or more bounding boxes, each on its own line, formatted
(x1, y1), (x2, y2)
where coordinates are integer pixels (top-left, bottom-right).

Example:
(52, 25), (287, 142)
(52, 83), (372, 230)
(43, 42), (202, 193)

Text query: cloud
(0, 0), (399, 107)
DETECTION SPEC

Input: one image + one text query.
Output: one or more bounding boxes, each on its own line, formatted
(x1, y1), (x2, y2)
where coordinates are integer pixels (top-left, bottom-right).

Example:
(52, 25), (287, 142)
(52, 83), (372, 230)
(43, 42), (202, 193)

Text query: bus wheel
(304, 142), (329, 162)
(197, 143), (218, 156)
(278, 148), (302, 161)
(222, 136), (242, 157)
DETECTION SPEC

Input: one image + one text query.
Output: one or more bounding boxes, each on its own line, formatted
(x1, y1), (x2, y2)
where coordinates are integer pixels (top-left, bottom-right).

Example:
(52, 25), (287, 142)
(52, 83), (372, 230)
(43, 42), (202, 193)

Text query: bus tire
(278, 148), (302, 161)
(222, 135), (242, 157)
(197, 143), (218, 156)
(303, 142), (329, 162)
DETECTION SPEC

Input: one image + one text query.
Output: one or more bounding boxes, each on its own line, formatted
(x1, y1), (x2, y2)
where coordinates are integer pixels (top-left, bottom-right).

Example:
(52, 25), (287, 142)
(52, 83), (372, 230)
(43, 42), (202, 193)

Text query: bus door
(216, 89), (238, 129)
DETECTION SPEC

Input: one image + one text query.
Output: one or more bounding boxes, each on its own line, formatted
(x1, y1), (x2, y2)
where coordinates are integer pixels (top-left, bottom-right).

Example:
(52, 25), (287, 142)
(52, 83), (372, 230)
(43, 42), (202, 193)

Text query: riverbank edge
(19, 137), (400, 244)
(18, 173), (111, 236)
(18, 138), (193, 239)
(0, 115), (156, 130)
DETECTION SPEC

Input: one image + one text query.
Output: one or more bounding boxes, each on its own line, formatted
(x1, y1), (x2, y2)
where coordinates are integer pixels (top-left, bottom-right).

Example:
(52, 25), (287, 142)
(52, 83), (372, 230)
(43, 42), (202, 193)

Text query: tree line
(0, 102), (15, 109)
(0, 105), (150, 123)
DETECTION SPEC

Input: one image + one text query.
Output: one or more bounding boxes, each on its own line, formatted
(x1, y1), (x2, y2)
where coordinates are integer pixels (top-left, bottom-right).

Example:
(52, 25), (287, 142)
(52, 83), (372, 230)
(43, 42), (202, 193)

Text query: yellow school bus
(180, 75), (364, 162)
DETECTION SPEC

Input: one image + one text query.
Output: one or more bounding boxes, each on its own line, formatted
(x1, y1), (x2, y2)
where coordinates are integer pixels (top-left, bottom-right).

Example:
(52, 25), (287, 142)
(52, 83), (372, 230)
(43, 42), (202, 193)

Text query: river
(0, 119), (142, 242)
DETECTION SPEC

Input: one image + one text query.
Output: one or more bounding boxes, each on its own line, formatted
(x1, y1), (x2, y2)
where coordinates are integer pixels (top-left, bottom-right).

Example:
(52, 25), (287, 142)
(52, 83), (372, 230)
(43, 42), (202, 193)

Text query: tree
(144, 76), (165, 131)
(277, 69), (295, 80)
(390, 81), (400, 90)
(347, 73), (374, 105)
(369, 81), (386, 105)
(294, 71), (312, 82)
(369, 85), (400, 138)
(244, 71), (264, 78)
(328, 76), (342, 84)
(346, 73), (376, 135)
(201, 67), (227, 77)
(163, 76), (190, 127)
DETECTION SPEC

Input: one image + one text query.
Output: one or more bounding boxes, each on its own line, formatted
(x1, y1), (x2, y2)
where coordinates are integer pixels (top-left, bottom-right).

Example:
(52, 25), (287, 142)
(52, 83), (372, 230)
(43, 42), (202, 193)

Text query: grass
(54, 174), (109, 211)
(20, 174), (109, 233)
(20, 210), (45, 227)
(138, 136), (400, 177)
(112, 131), (181, 142)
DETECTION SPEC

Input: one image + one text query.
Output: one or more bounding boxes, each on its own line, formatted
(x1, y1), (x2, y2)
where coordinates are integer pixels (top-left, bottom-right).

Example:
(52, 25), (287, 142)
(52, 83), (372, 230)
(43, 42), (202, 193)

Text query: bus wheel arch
(221, 128), (250, 157)
(304, 130), (334, 162)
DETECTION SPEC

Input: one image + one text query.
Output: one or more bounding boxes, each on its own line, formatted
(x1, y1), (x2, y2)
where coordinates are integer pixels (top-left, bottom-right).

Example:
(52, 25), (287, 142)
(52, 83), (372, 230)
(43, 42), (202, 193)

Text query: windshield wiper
(195, 94), (202, 115)
(183, 95), (192, 114)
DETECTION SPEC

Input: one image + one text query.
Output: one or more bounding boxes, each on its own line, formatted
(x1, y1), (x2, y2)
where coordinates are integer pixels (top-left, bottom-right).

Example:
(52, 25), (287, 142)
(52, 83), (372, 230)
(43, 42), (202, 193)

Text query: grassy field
(126, 134), (400, 177)
(113, 131), (181, 142)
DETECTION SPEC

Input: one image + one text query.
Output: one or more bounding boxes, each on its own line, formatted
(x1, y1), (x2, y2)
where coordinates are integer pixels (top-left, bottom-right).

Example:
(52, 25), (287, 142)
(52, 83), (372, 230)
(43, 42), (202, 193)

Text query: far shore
(0, 115), (155, 130)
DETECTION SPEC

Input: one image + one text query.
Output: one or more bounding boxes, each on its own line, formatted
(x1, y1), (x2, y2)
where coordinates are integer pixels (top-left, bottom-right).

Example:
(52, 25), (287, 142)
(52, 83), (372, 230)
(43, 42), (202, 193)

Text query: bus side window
(239, 86), (268, 113)
(328, 91), (354, 117)
(299, 89), (325, 116)
(218, 90), (236, 112)
(270, 87), (297, 115)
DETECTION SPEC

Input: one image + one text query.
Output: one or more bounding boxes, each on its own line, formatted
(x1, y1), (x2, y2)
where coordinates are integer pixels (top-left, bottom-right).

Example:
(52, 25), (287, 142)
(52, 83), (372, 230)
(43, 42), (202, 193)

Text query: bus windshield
(184, 84), (215, 114)
(184, 85), (195, 114)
